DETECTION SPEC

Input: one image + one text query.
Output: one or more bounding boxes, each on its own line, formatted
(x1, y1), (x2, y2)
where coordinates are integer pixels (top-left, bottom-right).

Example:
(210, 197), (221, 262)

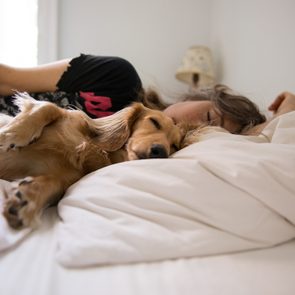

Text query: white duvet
(1, 111), (295, 267)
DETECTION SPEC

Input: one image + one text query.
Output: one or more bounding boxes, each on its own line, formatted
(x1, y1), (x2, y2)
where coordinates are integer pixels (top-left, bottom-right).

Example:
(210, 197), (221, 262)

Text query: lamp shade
(175, 46), (215, 87)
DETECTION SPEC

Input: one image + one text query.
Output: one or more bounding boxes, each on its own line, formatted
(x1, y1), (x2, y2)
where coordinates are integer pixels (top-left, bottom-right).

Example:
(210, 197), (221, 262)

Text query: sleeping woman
(0, 53), (294, 136)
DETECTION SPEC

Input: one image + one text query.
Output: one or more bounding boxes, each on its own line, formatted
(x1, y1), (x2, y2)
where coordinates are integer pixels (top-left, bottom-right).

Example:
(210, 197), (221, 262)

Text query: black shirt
(0, 54), (143, 118)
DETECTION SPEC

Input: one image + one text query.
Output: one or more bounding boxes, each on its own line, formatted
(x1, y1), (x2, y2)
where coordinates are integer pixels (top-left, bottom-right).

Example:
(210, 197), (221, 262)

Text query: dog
(0, 93), (182, 229)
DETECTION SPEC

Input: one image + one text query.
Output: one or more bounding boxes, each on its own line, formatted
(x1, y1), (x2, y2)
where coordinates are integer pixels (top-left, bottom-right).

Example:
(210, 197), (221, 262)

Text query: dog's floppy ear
(177, 121), (205, 148)
(88, 103), (146, 152)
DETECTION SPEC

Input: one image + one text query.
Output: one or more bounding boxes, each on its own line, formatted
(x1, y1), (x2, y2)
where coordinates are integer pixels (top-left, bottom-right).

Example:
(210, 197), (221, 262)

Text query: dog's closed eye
(149, 117), (161, 130)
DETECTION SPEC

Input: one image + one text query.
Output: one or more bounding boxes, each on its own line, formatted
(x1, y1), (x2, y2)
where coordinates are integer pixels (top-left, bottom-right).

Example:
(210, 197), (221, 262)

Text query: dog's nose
(149, 144), (168, 158)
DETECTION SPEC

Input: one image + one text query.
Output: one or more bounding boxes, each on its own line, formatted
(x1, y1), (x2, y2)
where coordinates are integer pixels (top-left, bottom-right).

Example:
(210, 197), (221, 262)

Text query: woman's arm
(268, 91), (295, 117)
(0, 59), (71, 95)
(243, 91), (295, 136)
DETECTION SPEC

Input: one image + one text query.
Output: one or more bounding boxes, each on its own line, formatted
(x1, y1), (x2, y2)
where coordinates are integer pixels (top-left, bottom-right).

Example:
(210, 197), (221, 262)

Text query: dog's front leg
(0, 96), (65, 151)
(3, 175), (66, 229)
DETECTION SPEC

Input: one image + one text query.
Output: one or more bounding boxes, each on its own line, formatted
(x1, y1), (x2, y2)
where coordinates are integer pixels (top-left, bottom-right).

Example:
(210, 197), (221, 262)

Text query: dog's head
(125, 104), (182, 160)
(92, 103), (182, 160)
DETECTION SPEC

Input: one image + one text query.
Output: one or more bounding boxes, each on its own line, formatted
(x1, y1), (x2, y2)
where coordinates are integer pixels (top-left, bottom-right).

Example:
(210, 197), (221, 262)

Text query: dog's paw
(0, 126), (41, 151)
(3, 177), (40, 229)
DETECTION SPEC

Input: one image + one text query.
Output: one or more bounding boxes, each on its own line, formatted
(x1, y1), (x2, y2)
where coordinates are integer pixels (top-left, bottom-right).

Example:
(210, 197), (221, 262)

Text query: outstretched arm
(268, 91), (295, 117)
(243, 91), (295, 136)
(0, 59), (70, 95)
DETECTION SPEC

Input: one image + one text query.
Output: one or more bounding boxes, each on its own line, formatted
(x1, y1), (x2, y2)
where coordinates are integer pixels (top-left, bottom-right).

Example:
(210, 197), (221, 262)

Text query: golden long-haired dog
(0, 93), (182, 229)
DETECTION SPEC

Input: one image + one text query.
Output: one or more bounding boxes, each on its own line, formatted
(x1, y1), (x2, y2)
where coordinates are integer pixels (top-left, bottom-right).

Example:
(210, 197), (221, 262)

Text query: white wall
(57, 0), (212, 101)
(57, 0), (295, 107)
(210, 0), (295, 109)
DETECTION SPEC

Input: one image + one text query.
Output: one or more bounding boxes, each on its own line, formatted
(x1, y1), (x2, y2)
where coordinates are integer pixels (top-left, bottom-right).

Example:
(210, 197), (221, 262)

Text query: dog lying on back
(0, 93), (182, 229)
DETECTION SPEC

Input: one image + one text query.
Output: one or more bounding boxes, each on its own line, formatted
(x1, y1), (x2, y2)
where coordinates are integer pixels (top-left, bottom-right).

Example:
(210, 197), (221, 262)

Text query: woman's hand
(268, 91), (295, 117)
(243, 91), (295, 135)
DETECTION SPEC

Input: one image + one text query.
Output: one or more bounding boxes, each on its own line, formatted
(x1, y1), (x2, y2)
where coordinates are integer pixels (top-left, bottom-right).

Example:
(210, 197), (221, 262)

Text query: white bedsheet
(1, 207), (295, 295)
(1, 111), (295, 294)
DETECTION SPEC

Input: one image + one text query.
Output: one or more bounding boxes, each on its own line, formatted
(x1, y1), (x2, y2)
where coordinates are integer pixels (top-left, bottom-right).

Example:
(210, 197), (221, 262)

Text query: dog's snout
(149, 144), (168, 158)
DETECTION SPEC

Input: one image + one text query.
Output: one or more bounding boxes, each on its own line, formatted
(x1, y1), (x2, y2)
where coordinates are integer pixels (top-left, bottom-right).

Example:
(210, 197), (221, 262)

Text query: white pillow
(56, 112), (295, 267)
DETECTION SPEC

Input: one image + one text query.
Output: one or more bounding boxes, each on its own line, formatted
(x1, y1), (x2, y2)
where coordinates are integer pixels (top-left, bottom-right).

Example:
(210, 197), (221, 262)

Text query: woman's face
(163, 100), (240, 133)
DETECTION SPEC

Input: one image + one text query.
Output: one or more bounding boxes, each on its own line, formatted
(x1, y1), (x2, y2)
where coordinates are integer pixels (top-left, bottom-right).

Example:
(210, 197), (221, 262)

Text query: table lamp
(175, 46), (215, 89)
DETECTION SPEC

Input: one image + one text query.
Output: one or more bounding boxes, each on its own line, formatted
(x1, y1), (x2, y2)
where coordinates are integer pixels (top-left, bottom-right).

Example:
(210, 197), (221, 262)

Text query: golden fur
(0, 93), (182, 229)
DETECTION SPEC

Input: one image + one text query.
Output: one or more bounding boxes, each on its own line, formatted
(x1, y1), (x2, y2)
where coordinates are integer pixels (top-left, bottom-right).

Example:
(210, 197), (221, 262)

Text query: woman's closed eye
(207, 110), (221, 126)
(207, 111), (211, 123)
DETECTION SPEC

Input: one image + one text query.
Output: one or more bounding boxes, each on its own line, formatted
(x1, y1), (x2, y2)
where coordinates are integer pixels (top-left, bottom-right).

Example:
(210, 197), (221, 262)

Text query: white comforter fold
(55, 111), (295, 266)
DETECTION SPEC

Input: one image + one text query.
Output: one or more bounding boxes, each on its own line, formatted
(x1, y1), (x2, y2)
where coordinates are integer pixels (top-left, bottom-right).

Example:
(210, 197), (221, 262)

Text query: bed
(1, 111), (295, 295)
